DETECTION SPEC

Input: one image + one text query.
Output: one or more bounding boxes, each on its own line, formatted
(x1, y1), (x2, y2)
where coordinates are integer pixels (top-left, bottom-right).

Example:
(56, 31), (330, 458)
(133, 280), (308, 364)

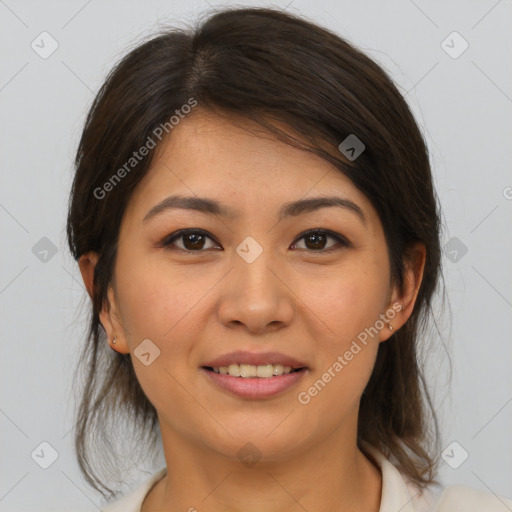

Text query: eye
(291, 229), (350, 252)
(162, 229), (220, 252)
(161, 228), (349, 253)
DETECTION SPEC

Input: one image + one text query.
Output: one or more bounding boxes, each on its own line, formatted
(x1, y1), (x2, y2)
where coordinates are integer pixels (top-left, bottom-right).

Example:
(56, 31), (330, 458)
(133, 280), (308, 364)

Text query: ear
(78, 251), (99, 301)
(380, 242), (426, 341)
(78, 252), (130, 354)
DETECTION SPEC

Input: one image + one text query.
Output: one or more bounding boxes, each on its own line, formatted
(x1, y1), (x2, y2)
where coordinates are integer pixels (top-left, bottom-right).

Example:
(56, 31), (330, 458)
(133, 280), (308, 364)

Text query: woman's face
(99, 110), (409, 462)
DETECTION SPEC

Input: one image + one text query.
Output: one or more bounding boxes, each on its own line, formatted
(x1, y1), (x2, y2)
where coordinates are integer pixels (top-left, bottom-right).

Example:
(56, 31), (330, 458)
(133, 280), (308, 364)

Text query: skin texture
(79, 110), (425, 512)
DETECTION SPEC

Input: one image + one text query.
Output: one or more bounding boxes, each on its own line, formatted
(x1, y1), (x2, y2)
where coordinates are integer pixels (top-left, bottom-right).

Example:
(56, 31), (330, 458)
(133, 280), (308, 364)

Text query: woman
(66, 6), (511, 512)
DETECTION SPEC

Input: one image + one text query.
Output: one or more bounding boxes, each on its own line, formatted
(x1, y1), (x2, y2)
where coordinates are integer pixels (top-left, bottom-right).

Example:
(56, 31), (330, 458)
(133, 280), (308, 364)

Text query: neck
(144, 423), (382, 512)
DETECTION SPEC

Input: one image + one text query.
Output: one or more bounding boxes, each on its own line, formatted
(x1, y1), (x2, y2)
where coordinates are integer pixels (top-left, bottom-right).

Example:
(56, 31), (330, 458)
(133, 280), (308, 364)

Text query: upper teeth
(212, 364), (296, 378)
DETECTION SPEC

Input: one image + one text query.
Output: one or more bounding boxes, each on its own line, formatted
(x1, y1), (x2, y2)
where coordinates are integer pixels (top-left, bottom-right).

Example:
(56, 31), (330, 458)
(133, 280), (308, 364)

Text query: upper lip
(202, 351), (308, 369)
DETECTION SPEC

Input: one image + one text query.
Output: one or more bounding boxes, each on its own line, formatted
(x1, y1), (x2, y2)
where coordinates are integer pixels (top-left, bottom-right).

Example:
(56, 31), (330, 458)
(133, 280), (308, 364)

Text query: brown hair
(66, 6), (443, 499)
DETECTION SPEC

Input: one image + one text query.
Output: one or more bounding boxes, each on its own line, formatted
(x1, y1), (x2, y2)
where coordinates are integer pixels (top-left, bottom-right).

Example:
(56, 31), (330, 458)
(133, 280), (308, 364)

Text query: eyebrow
(143, 194), (366, 225)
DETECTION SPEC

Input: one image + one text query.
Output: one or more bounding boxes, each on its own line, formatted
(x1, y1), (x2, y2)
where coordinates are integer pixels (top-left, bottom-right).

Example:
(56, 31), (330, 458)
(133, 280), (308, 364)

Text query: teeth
(211, 364), (297, 378)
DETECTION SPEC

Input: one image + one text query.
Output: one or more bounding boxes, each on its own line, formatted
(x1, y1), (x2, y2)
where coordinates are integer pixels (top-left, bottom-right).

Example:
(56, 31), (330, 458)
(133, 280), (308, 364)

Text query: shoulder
(361, 442), (512, 512)
(405, 480), (512, 512)
(101, 468), (167, 512)
(433, 484), (512, 512)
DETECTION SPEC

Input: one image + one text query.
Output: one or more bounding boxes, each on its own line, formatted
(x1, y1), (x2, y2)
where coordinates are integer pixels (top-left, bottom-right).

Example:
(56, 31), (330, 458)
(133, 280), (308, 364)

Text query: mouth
(201, 365), (308, 399)
(200, 351), (309, 398)
(202, 364), (306, 378)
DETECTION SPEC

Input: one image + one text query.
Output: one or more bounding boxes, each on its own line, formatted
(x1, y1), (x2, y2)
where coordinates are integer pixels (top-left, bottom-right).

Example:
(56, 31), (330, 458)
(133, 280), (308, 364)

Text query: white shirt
(101, 447), (512, 511)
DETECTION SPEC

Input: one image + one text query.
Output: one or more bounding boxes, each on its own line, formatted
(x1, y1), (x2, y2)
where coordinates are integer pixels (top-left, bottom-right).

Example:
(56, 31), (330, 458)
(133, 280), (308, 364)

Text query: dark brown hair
(66, 6), (443, 499)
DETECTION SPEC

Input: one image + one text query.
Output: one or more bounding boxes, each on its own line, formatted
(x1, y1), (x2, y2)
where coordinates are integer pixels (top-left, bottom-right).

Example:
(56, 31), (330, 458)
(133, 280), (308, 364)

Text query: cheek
(113, 255), (216, 392)
(115, 252), (207, 342)
(296, 274), (382, 415)
(295, 260), (389, 345)
(292, 259), (387, 404)
(114, 263), (201, 413)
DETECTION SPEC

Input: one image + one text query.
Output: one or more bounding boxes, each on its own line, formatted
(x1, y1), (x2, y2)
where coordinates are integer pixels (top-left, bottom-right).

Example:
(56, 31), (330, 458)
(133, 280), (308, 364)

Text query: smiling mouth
(202, 364), (306, 378)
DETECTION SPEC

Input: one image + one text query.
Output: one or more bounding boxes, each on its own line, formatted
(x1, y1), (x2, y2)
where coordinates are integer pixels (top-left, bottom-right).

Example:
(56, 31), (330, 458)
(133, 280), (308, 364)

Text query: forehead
(123, 110), (376, 225)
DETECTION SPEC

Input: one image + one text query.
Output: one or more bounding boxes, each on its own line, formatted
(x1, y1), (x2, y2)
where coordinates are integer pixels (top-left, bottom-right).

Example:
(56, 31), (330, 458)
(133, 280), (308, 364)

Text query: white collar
(362, 444), (419, 512)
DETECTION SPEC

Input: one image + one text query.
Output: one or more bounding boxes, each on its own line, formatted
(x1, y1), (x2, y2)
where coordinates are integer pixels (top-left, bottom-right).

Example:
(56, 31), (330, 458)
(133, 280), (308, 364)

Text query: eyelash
(161, 228), (350, 254)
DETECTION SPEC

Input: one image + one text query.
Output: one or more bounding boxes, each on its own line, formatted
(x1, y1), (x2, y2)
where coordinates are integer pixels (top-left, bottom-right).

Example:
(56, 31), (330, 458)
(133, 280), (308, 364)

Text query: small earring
(112, 336), (117, 344)
(388, 324), (394, 331)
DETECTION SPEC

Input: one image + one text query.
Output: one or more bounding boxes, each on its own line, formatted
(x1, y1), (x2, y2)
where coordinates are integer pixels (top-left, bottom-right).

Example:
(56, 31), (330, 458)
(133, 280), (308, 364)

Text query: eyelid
(161, 228), (350, 252)
(291, 228), (350, 250)
(162, 229), (220, 250)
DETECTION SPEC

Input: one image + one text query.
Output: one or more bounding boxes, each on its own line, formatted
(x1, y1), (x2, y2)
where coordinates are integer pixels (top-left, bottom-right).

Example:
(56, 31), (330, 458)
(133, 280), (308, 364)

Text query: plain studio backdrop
(1, 0), (511, 510)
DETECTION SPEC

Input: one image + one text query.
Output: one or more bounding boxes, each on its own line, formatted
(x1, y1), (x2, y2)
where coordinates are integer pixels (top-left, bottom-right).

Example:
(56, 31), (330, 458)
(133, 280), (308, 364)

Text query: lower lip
(201, 368), (307, 399)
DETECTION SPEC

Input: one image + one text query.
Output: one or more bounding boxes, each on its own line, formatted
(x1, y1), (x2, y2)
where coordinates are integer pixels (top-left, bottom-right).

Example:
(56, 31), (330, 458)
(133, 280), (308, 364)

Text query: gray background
(1, 0), (511, 510)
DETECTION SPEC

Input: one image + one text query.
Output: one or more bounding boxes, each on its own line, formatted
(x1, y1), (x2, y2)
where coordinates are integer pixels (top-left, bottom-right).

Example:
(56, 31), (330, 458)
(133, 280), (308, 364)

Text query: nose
(217, 248), (295, 334)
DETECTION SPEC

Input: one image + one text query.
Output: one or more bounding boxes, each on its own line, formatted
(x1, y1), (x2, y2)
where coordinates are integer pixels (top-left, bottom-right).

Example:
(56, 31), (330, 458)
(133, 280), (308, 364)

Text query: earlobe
(381, 243), (426, 341)
(99, 286), (130, 354)
(78, 252), (130, 355)
(379, 301), (403, 342)
(78, 251), (114, 333)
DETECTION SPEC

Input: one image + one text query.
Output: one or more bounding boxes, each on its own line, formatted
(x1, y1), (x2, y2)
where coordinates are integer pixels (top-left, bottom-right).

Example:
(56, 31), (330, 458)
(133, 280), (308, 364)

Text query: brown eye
(162, 228), (349, 254)
(163, 230), (219, 252)
(291, 229), (349, 252)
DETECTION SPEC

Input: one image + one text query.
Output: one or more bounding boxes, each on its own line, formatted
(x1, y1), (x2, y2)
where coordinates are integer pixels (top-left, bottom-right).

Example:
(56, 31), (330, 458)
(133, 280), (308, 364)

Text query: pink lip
(202, 350), (308, 369)
(201, 367), (308, 399)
